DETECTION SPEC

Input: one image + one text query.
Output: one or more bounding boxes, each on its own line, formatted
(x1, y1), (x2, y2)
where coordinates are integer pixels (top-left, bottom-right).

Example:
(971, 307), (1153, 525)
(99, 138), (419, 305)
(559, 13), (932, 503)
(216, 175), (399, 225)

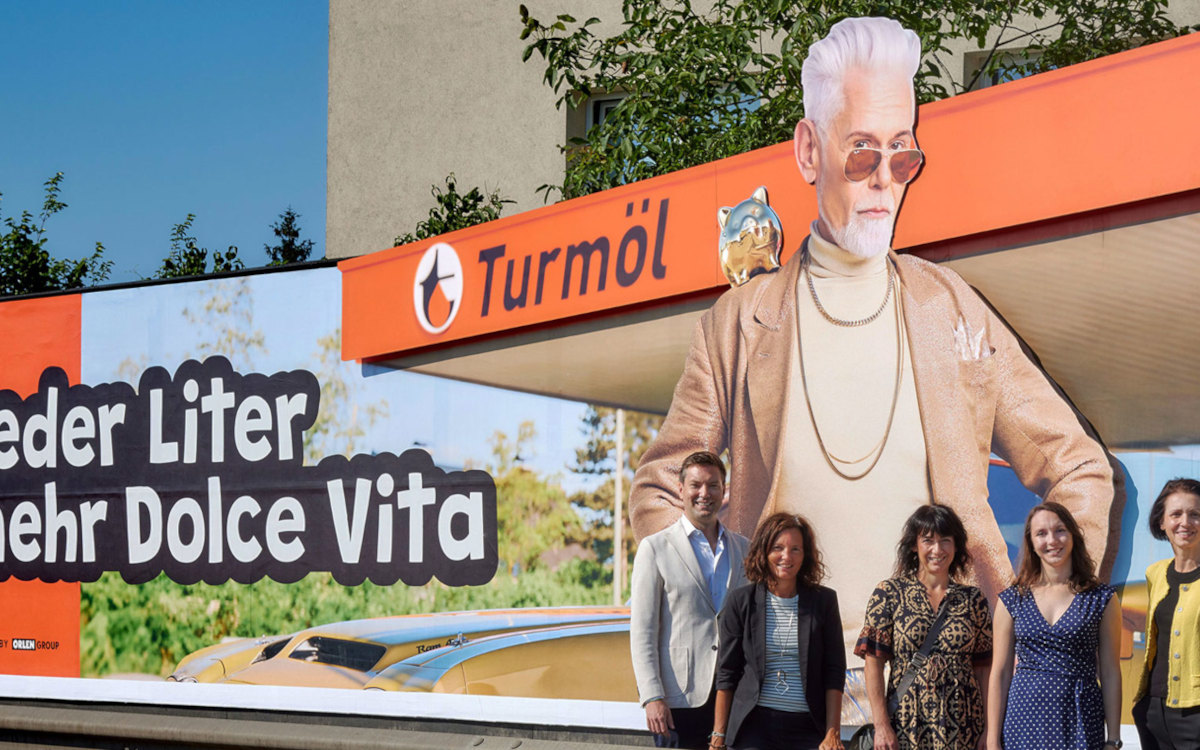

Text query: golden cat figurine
(717, 185), (783, 287)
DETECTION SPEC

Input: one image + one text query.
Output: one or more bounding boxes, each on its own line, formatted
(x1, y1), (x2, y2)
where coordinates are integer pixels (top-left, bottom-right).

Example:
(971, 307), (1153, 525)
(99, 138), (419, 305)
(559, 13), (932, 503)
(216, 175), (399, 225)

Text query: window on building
(964, 48), (1047, 91)
(587, 94), (626, 131)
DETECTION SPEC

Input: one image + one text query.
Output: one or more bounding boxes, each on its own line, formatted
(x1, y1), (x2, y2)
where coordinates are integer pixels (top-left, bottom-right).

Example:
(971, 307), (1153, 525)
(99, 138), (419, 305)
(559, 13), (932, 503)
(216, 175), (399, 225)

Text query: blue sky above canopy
(0, 0), (327, 282)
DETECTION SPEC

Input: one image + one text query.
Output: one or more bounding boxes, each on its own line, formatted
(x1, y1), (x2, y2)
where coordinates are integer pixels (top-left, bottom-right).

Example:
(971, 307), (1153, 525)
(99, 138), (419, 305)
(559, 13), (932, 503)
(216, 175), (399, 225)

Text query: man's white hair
(801, 17), (922, 130)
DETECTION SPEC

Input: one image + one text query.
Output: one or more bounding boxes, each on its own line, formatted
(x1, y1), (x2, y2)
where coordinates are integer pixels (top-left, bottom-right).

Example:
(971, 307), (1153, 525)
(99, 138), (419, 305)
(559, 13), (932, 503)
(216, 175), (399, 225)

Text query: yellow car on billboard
(168, 606), (637, 700)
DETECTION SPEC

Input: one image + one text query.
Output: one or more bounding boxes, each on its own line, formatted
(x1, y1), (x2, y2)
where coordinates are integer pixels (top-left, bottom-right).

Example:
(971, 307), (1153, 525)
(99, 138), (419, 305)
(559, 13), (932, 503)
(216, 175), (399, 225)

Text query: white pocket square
(953, 315), (989, 361)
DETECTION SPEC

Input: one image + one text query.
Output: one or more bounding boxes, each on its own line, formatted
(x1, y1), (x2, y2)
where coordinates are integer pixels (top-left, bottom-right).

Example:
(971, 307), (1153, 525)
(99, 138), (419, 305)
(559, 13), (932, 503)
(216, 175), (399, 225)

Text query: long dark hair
(745, 513), (826, 587)
(1013, 502), (1099, 593)
(893, 505), (971, 580)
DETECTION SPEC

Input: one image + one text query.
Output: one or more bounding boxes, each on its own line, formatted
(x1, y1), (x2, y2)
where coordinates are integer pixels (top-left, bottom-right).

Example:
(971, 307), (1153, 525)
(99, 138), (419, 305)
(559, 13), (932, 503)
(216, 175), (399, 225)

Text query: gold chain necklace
(797, 261), (904, 480)
(806, 255), (894, 327)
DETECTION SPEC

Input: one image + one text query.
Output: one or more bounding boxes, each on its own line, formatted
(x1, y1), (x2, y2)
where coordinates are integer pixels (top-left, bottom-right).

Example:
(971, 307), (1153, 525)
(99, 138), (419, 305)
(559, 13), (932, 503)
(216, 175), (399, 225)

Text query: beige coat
(630, 243), (1124, 600)
(630, 518), (750, 708)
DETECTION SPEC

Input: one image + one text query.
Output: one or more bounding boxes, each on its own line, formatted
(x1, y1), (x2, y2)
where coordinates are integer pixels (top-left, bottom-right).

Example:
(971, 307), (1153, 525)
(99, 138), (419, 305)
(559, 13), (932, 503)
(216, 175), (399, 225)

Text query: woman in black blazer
(710, 513), (845, 750)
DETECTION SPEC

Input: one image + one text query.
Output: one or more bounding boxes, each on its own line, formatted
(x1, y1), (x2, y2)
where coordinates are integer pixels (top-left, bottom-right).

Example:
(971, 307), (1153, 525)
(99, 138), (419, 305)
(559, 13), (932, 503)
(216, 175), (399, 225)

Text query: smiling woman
(987, 502), (1122, 750)
(711, 513), (845, 750)
(1132, 478), (1200, 750)
(855, 505), (992, 750)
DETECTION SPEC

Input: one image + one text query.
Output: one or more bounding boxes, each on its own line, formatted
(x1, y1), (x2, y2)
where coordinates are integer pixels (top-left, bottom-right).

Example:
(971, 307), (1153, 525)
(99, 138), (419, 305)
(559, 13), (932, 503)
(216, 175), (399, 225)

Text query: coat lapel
(727, 533), (747, 592)
(795, 588), (813, 666)
(795, 588), (814, 708)
(752, 584), (767, 679)
(665, 520), (715, 612)
(746, 241), (806, 520)
(894, 255), (969, 504)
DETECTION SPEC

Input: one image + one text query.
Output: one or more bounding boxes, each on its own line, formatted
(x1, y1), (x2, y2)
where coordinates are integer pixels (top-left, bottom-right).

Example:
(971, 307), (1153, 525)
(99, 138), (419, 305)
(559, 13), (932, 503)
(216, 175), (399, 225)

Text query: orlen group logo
(413, 242), (463, 334)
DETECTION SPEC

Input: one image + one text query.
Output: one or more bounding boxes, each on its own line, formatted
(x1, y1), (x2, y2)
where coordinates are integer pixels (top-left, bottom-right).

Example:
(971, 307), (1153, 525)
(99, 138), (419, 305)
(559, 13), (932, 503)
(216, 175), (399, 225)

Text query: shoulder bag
(846, 600), (951, 750)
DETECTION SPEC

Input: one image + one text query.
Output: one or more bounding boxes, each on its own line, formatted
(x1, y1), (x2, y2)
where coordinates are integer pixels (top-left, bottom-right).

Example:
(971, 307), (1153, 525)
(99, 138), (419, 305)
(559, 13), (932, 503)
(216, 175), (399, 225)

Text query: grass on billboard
(80, 559), (616, 678)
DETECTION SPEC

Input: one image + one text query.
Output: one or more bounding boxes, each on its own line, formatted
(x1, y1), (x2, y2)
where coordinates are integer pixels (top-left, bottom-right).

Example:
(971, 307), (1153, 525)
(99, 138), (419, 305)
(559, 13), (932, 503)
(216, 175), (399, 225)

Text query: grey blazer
(630, 517), (750, 708)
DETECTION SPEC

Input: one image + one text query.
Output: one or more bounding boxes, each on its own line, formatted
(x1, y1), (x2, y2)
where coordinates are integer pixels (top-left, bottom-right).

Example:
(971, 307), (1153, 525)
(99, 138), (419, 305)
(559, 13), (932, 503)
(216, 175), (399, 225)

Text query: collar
(678, 514), (724, 543)
(807, 220), (889, 278)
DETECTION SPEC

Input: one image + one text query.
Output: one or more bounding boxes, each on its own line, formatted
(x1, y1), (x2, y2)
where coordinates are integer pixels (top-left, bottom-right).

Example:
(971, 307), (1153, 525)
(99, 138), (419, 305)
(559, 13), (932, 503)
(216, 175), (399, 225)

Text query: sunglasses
(843, 147), (924, 184)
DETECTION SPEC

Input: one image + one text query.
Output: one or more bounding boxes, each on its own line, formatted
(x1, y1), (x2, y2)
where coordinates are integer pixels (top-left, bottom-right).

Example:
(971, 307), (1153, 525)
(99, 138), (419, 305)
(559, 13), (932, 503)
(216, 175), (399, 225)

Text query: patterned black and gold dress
(854, 576), (993, 750)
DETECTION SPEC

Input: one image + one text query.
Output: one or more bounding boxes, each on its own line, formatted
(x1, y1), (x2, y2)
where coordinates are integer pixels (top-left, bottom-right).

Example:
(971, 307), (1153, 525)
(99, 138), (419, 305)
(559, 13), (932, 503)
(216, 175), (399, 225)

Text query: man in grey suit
(631, 451), (750, 748)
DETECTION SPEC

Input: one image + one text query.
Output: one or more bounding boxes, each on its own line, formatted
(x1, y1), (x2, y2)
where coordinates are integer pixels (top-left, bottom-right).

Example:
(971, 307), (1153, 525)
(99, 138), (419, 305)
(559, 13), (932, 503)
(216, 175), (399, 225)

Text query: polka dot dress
(998, 584), (1114, 749)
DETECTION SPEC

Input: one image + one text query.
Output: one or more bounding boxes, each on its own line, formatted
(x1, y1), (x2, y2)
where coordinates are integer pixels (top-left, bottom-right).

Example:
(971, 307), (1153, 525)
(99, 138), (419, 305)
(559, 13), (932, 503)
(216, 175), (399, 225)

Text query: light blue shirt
(679, 515), (730, 611)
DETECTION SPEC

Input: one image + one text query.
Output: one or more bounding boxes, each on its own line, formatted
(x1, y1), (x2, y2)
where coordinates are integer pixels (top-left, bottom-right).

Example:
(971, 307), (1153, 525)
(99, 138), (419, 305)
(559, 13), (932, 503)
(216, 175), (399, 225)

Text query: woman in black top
(710, 513), (845, 750)
(1132, 478), (1200, 750)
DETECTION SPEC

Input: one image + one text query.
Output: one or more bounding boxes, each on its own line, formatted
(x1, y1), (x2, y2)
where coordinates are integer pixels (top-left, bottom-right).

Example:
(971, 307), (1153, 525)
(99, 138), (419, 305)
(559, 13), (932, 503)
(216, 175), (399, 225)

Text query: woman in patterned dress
(986, 502), (1122, 750)
(856, 505), (992, 750)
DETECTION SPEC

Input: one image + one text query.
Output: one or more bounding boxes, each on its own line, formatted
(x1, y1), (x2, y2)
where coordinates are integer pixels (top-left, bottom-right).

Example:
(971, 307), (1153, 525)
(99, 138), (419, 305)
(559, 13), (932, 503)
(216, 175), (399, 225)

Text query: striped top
(758, 592), (810, 713)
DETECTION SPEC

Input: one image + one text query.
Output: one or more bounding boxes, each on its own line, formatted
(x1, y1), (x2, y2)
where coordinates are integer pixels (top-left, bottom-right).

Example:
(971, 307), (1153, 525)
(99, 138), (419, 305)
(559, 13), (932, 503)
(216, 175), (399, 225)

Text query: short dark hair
(745, 512), (826, 587)
(678, 450), (726, 484)
(1014, 502), (1098, 593)
(894, 504), (971, 580)
(1149, 478), (1200, 541)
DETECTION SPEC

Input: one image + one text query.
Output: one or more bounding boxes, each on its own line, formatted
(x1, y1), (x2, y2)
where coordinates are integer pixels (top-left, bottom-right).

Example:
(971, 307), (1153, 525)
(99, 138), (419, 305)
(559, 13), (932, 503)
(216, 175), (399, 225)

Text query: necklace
(770, 595), (797, 693)
(797, 259), (904, 480)
(805, 255), (894, 327)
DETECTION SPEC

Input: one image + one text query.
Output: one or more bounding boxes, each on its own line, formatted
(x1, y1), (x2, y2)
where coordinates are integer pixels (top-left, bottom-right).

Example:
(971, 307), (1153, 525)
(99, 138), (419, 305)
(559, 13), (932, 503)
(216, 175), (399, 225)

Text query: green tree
(0, 172), (112, 297)
(79, 565), (613, 678)
(569, 406), (662, 569)
(520, 1), (1186, 200)
(395, 173), (515, 246)
(488, 421), (588, 576)
(304, 329), (388, 461)
(572, 405), (662, 479)
(265, 206), (315, 265)
(155, 213), (244, 279)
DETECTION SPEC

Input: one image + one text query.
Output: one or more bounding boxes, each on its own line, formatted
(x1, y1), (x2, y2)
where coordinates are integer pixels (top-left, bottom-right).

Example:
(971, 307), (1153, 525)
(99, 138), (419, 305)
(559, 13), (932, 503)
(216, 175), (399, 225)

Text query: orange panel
(341, 145), (812, 361)
(897, 31), (1200, 247)
(0, 294), (82, 677)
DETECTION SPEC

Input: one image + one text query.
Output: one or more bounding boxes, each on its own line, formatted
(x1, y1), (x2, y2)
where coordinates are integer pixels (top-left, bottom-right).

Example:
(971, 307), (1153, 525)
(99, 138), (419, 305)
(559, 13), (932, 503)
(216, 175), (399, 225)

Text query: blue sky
(0, 1), (327, 282)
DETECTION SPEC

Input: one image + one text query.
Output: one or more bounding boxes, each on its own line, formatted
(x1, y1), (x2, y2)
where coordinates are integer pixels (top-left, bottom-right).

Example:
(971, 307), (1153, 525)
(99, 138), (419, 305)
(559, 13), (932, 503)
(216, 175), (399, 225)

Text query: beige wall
(327, 0), (623, 260)
(327, 1), (1200, 261)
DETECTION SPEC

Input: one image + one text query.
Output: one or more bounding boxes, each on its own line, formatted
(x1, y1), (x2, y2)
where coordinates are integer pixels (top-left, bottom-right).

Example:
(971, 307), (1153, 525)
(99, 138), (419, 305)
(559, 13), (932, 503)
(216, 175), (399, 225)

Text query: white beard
(829, 212), (894, 259)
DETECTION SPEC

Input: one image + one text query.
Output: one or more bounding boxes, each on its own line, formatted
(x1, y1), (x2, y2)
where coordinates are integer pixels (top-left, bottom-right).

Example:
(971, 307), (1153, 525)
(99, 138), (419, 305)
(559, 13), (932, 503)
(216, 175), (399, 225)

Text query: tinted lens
(890, 150), (924, 183)
(844, 149), (882, 182)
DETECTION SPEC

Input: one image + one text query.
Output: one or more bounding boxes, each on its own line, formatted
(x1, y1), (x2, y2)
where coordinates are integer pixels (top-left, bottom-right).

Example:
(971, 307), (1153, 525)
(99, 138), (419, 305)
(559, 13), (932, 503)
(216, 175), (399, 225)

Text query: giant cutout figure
(630, 16), (1125, 664)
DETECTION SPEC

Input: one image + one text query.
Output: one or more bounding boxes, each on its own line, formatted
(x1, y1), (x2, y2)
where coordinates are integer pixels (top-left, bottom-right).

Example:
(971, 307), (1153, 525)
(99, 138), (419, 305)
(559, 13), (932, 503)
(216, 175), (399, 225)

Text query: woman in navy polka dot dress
(986, 502), (1123, 750)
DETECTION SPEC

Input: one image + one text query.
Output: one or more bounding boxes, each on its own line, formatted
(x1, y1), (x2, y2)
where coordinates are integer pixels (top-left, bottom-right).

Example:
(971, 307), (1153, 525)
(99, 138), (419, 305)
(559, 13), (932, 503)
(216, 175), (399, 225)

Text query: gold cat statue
(717, 185), (783, 287)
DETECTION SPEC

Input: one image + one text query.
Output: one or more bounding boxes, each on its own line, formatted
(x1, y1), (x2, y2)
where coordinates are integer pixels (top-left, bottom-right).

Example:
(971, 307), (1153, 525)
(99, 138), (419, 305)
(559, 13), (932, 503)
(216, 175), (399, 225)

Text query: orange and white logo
(412, 242), (463, 334)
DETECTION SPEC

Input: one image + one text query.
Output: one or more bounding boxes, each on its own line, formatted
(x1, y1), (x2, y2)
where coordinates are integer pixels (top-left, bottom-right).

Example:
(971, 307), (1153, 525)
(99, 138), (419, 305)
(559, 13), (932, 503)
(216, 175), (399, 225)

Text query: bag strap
(887, 595), (951, 715)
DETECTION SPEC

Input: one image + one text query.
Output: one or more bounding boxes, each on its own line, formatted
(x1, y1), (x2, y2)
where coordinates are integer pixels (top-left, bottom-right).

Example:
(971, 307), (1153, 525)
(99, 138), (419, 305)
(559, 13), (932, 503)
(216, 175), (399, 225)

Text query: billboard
(0, 224), (1196, 730)
(0, 269), (636, 696)
(2, 33), (1199, 742)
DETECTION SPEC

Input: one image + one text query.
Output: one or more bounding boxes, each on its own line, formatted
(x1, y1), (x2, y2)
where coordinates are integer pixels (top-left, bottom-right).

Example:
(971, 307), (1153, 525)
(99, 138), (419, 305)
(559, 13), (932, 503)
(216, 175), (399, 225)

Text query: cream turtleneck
(773, 223), (932, 663)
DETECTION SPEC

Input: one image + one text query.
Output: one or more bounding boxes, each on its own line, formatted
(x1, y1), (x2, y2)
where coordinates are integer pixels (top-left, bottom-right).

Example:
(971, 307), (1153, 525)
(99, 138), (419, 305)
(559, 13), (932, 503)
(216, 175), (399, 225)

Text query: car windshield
(287, 637), (386, 672)
(252, 638), (291, 664)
